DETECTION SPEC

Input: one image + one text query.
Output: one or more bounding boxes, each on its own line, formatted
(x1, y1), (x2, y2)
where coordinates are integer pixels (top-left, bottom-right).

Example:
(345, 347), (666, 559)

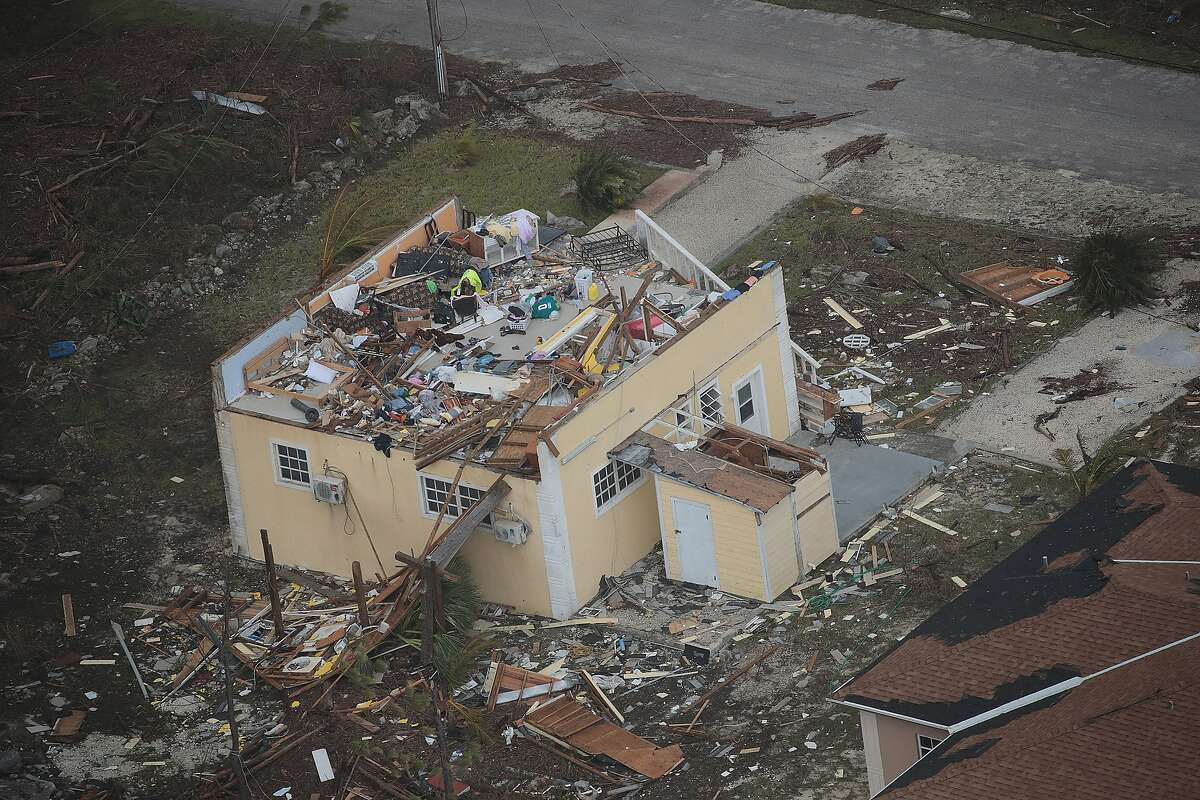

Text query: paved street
(179, 0), (1200, 196)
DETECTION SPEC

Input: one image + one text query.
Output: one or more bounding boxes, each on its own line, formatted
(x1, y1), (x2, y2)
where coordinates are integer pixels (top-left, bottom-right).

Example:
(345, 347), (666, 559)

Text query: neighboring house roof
(880, 635), (1200, 800)
(834, 459), (1200, 727)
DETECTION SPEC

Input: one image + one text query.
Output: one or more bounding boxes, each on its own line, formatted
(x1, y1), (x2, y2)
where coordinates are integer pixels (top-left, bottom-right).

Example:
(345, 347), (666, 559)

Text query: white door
(672, 498), (719, 587)
(733, 370), (767, 434)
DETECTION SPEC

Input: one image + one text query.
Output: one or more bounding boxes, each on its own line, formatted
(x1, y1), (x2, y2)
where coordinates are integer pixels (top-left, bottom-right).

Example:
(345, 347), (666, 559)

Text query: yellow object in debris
(218, 723), (231, 735)
(290, 700), (301, 708)
(587, 282), (600, 302)
(581, 314), (619, 375)
(313, 654), (339, 678)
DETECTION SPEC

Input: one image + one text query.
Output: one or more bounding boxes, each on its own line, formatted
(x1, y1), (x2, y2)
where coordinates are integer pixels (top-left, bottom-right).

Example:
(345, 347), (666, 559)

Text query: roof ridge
(885, 672), (1200, 797)
(846, 581), (1199, 700)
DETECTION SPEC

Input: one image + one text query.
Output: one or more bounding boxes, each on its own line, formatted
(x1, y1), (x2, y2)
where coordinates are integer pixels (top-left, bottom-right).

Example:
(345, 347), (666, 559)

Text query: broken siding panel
(771, 265), (803, 435)
(656, 477), (765, 599)
(536, 440), (579, 620)
(760, 501), (800, 598)
(793, 469), (839, 569)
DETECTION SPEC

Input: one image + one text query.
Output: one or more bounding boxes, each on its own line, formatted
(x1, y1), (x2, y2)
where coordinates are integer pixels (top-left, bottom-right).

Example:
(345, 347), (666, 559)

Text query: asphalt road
(179, 0), (1200, 196)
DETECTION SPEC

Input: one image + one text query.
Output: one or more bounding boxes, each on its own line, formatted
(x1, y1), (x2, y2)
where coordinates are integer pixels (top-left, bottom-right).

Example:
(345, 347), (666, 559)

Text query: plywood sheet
(524, 696), (683, 779)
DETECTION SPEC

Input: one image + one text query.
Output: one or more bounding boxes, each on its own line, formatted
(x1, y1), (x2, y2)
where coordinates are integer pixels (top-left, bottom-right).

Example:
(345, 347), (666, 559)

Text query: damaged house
(833, 458), (1200, 798)
(211, 196), (838, 619)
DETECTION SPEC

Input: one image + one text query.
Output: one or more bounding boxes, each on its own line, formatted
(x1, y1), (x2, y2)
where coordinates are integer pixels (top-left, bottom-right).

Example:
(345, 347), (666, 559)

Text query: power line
(524, 0), (562, 68)
(68, 0), (297, 305)
(547, 0), (1073, 257)
(866, 0), (1199, 75)
(2, 0), (140, 78)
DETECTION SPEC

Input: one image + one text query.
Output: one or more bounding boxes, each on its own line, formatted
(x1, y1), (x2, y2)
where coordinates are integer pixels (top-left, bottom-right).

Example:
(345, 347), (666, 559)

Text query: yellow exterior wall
(759, 500), (799, 599)
(550, 270), (793, 605)
(793, 469), (839, 571)
(654, 477), (766, 600)
(226, 412), (554, 616)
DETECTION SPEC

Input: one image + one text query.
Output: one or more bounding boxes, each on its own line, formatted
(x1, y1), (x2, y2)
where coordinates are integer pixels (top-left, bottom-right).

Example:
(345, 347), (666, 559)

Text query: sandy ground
(941, 258), (1200, 461)
(643, 121), (1200, 463)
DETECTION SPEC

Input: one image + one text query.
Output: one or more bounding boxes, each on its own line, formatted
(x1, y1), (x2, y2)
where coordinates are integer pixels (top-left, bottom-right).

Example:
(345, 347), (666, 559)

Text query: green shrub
(575, 150), (638, 212)
(450, 123), (480, 168)
(1073, 227), (1157, 315)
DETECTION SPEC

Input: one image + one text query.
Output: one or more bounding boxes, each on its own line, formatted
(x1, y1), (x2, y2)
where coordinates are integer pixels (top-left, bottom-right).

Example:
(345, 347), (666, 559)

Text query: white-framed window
(698, 381), (724, 428)
(419, 474), (492, 526)
(272, 442), (311, 487)
(917, 734), (942, 758)
(592, 460), (644, 513)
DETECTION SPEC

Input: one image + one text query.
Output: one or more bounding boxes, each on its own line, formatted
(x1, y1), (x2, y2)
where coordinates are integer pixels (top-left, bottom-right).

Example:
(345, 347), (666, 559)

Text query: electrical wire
(864, 0), (1200, 75)
(65, 0), (297, 306)
(546, 0), (1077, 260)
(524, 0), (562, 68)
(2, 0), (140, 78)
(441, 0), (470, 43)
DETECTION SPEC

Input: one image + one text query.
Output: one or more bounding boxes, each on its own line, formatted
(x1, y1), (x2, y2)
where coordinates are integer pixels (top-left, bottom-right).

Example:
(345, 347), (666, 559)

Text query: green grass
(207, 129), (661, 336)
(757, 0), (1200, 73)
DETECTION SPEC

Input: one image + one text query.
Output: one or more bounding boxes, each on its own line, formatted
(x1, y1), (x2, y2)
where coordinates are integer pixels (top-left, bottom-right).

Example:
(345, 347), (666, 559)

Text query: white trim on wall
(732, 365), (768, 434)
(590, 459), (647, 517)
(536, 440), (578, 619)
(270, 439), (313, 491)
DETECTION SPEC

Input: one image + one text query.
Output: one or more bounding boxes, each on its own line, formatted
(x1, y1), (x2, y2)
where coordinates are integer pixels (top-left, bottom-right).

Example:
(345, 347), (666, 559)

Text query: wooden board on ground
(524, 696), (683, 779)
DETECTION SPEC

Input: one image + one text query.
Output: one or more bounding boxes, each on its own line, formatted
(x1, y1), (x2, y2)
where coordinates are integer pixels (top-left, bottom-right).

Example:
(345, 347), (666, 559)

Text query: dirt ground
(721, 194), (1088, 421)
(760, 0), (1200, 72)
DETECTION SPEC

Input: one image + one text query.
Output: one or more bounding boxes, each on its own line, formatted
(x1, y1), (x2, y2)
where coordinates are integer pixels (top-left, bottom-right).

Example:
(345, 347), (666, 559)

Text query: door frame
(732, 366), (768, 434)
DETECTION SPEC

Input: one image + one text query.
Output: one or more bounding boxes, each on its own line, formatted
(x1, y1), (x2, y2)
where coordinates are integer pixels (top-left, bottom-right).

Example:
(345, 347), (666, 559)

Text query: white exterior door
(733, 369), (767, 434)
(672, 498), (719, 587)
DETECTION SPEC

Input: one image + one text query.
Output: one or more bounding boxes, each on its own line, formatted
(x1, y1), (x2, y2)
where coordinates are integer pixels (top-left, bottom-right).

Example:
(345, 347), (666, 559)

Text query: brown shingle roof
(835, 460), (1200, 725)
(880, 636), (1200, 800)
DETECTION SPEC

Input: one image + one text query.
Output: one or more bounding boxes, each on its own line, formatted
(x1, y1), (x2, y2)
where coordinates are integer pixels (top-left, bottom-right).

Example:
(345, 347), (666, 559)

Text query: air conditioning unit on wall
(312, 475), (346, 504)
(492, 517), (528, 546)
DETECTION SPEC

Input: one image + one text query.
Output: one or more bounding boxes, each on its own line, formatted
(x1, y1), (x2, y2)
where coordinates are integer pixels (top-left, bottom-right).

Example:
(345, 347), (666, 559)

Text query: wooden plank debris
(823, 297), (863, 329)
(523, 696), (683, 779)
(903, 318), (952, 341)
(62, 594), (76, 637)
(581, 669), (625, 724)
(902, 509), (959, 536)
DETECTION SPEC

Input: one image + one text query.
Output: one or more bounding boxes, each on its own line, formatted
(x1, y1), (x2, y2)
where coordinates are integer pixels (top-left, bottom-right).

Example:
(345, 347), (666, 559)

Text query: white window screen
(699, 384), (723, 426)
(593, 460), (643, 510)
(421, 476), (491, 524)
(917, 735), (942, 758)
(274, 443), (310, 485)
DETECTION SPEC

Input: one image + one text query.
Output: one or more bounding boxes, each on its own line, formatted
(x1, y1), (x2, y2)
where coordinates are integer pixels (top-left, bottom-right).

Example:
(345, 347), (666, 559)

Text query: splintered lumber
(823, 297), (862, 329)
(427, 478), (511, 567)
(695, 645), (780, 707)
(902, 509), (959, 536)
(523, 696), (683, 779)
(903, 318), (952, 340)
(517, 722), (622, 785)
(895, 395), (952, 429)
(62, 594), (76, 637)
(581, 669), (625, 724)
(823, 133), (888, 173)
(0, 260), (64, 275)
(578, 101), (756, 126)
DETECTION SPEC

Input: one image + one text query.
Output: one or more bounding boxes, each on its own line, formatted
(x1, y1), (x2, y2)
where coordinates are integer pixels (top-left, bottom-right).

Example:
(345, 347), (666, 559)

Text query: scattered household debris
(866, 78), (905, 91)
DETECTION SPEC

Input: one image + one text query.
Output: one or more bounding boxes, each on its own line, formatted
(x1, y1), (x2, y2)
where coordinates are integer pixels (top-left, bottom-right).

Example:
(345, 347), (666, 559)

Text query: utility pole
(425, 0), (449, 106)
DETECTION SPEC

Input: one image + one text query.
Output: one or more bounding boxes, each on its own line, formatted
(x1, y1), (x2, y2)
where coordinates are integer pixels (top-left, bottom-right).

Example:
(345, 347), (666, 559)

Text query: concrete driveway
(176, 0), (1200, 196)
